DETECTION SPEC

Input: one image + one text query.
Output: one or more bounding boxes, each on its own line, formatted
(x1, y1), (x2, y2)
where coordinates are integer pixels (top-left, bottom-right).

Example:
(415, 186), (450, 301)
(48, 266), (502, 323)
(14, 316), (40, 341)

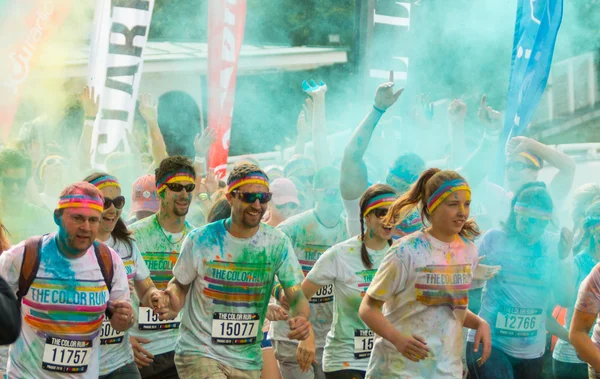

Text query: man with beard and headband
(155, 164), (311, 379)
(271, 166), (349, 379)
(128, 156), (196, 379)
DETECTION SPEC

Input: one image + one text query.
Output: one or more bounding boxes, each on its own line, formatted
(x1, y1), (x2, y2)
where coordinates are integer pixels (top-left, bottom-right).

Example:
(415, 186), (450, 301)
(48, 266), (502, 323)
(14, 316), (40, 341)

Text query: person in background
(0, 148), (53, 243)
(265, 166), (284, 181)
(571, 184), (600, 255)
(128, 175), (160, 225)
(266, 178), (300, 227)
(554, 201), (600, 378)
(38, 155), (71, 210)
(271, 166), (348, 379)
(284, 155), (316, 211)
(206, 196), (231, 224)
(359, 169), (491, 378)
(234, 155), (261, 169)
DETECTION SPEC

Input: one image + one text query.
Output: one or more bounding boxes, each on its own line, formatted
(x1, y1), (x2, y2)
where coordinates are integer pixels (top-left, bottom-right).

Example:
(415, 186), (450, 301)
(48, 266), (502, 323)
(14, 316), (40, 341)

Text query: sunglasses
(44, 157), (68, 166)
(507, 161), (539, 172)
(371, 208), (389, 218)
(166, 183), (196, 193)
(104, 196), (126, 210)
(233, 191), (272, 204)
(276, 202), (298, 210)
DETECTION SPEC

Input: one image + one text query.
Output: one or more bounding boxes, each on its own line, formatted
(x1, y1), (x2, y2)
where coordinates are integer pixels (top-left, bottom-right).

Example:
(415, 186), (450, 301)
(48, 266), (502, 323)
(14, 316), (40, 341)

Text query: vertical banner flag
(207, 0), (247, 178)
(87, 0), (155, 169)
(0, 0), (72, 141)
(501, 0), (563, 143)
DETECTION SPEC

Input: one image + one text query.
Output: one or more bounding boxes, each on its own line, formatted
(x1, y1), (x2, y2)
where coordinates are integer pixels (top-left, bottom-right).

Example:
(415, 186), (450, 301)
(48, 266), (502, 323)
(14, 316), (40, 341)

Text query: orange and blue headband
(519, 152), (542, 169)
(58, 194), (104, 212)
(427, 179), (471, 213)
(363, 193), (398, 217)
(89, 175), (120, 190)
(228, 173), (270, 193)
(514, 202), (552, 220)
(157, 171), (195, 194)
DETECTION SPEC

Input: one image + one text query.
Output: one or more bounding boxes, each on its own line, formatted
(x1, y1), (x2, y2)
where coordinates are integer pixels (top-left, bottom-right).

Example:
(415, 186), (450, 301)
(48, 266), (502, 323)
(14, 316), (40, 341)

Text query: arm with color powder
(283, 284), (311, 341)
(303, 80), (333, 169)
(463, 310), (492, 364)
(139, 93), (168, 168)
(77, 86), (98, 172)
(340, 71), (403, 201)
(569, 264), (600, 370)
(294, 101), (312, 156)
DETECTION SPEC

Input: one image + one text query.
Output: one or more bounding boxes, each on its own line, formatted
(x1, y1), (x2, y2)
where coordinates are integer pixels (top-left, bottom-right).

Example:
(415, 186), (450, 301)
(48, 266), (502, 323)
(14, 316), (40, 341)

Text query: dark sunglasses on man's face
(166, 183), (196, 193)
(104, 196), (126, 210)
(233, 191), (272, 204)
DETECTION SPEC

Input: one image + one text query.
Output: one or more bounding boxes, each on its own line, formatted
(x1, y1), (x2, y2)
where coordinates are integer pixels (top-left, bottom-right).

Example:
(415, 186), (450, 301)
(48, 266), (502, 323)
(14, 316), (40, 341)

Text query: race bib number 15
(138, 306), (182, 330)
(354, 329), (374, 359)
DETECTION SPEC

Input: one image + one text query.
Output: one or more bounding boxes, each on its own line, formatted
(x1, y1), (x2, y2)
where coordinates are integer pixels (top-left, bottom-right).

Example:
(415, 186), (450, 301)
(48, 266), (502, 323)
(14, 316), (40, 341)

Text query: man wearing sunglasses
(271, 166), (349, 379)
(128, 156), (196, 379)
(156, 163), (311, 379)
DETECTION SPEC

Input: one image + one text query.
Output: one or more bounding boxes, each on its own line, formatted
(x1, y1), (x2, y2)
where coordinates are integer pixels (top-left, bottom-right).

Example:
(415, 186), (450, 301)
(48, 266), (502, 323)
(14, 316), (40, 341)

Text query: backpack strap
(94, 241), (114, 294)
(17, 236), (44, 304)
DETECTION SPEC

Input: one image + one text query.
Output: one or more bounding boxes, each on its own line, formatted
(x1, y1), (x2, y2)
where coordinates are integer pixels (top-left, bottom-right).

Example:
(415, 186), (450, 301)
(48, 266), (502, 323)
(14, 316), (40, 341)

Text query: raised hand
(302, 98), (313, 126)
(448, 99), (467, 126)
(202, 168), (219, 195)
(80, 86), (100, 118)
(302, 79), (327, 98)
(478, 95), (502, 134)
(139, 93), (158, 123)
(374, 70), (404, 111)
(558, 227), (574, 260)
(297, 109), (311, 142)
(194, 128), (218, 158)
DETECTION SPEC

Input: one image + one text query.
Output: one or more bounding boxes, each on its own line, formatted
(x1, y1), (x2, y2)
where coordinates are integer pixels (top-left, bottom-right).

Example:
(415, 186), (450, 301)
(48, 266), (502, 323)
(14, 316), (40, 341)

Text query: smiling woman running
(358, 168), (491, 378)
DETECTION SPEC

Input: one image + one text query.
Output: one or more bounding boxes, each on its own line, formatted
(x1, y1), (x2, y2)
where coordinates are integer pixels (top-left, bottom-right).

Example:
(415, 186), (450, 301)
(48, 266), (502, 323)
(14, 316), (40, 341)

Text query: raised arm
(77, 86), (99, 173)
(294, 101), (312, 156)
(340, 71), (403, 200)
(139, 93), (168, 169)
(303, 80), (332, 169)
(193, 127), (218, 178)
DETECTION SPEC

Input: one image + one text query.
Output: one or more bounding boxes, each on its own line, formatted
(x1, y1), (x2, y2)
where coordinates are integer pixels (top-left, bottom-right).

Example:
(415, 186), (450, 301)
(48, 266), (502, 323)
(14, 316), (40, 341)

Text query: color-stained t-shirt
(173, 221), (304, 371)
(129, 214), (194, 356)
(575, 262), (600, 352)
(306, 236), (388, 372)
(365, 230), (478, 379)
(99, 236), (151, 376)
(0, 234), (130, 379)
(270, 210), (348, 348)
(468, 229), (560, 359)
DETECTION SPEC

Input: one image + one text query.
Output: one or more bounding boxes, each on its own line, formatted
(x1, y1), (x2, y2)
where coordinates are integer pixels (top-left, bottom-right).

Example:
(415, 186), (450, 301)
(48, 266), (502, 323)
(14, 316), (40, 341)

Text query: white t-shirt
(365, 230), (478, 378)
(99, 236), (150, 376)
(575, 262), (600, 353)
(0, 234), (130, 379)
(271, 210), (348, 348)
(173, 221), (305, 371)
(306, 237), (389, 372)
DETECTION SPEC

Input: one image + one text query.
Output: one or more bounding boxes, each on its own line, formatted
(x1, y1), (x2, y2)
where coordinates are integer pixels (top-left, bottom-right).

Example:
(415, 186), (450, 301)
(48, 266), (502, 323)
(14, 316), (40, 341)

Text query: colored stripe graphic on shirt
(298, 244), (329, 275)
(356, 269), (378, 297)
(204, 260), (271, 308)
(124, 259), (136, 280)
(24, 278), (108, 337)
(142, 251), (178, 289)
(415, 264), (472, 309)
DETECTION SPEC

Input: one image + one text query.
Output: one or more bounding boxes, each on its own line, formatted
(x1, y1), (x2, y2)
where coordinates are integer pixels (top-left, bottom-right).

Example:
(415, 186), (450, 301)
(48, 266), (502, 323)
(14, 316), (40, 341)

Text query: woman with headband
(467, 182), (574, 379)
(358, 169), (491, 378)
(85, 173), (164, 379)
(295, 184), (397, 378)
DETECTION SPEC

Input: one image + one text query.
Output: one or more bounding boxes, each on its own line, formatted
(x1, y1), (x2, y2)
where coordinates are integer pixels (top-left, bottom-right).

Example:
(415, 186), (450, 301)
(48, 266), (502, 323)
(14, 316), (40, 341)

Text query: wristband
(373, 105), (386, 114)
(273, 284), (283, 300)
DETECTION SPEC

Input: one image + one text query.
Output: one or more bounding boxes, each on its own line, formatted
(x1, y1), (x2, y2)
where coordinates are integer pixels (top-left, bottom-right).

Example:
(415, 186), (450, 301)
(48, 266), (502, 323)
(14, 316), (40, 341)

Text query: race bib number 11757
(42, 337), (92, 373)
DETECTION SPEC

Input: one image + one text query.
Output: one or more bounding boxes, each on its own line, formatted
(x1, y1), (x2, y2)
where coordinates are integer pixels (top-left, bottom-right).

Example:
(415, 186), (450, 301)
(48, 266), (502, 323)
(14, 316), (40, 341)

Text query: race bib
(212, 312), (260, 345)
(138, 306), (182, 330)
(100, 319), (124, 345)
(42, 337), (92, 373)
(354, 329), (374, 359)
(310, 284), (334, 304)
(495, 307), (543, 337)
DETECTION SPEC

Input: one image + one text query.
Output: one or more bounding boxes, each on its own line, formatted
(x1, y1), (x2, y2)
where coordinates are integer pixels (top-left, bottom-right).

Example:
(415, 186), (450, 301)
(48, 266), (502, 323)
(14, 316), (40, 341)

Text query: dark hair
(207, 196), (232, 223)
(0, 148), (32, 178)
(389, 153), (426, 184)
(155, 156), (196, 189)
(359, 184), (396, 269)
(83, 172), (134, 254)
(502, 181), (552, 235)
(227, 164), (268, 186)
(383, 168), (480, 240)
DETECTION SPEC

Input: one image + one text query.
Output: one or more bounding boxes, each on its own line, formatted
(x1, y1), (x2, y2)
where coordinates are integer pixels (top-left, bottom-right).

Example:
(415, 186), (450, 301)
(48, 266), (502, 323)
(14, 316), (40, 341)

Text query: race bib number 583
(310, 284), (333, 304)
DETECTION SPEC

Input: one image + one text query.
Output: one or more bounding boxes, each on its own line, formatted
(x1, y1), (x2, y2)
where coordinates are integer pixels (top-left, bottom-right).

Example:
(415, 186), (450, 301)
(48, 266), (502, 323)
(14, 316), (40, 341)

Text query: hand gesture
(194, 128), (218, 158)
(302, 98), (313, 126)
(374, 71), (404, 111)
(302, 79), (327, 98)
(266, 303), (289, 322)
(130, 336), (154, 368)
(392, 332), (429, 362)
(474, 256), (502, 281)
(297, 109), (311, 142)
(296, 335), (317, 372)
(448, 99), (467, 126)
(473, 319), (492, 367)
(558, 227), (574, 260)
(202, 168), (219, 195)
(477, 95), (501, 133)
(505, 136), (534, 156)
(80, 86), (99, 118)
(139, 93), (158, 123)
(287, 316), (311, 341)
(412, 94), (434, 122)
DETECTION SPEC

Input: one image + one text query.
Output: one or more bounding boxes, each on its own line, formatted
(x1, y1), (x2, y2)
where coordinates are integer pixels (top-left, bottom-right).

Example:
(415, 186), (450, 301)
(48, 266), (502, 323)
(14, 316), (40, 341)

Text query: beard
(241, 208), (265, 228)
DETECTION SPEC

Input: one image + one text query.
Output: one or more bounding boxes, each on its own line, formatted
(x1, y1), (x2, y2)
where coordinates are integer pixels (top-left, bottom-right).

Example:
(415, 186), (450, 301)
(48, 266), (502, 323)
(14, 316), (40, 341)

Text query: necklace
(154, 215), (187, 245)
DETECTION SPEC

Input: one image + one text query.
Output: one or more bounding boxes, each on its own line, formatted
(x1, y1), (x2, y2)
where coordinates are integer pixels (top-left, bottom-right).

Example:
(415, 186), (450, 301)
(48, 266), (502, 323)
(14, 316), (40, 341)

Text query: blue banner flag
(502, 0), (563, 143)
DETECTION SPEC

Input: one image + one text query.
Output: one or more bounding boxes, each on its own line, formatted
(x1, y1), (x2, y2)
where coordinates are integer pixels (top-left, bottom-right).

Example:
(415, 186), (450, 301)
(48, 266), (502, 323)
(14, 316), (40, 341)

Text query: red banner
(207, 0), (247, 178)
(0, 0), (72, 141)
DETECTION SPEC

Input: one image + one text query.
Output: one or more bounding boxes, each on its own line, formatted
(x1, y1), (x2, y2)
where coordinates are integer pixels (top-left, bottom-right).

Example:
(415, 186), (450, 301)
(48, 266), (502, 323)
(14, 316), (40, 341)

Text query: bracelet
(373, 105), (386, 114)
(273, 284), (283, 300)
